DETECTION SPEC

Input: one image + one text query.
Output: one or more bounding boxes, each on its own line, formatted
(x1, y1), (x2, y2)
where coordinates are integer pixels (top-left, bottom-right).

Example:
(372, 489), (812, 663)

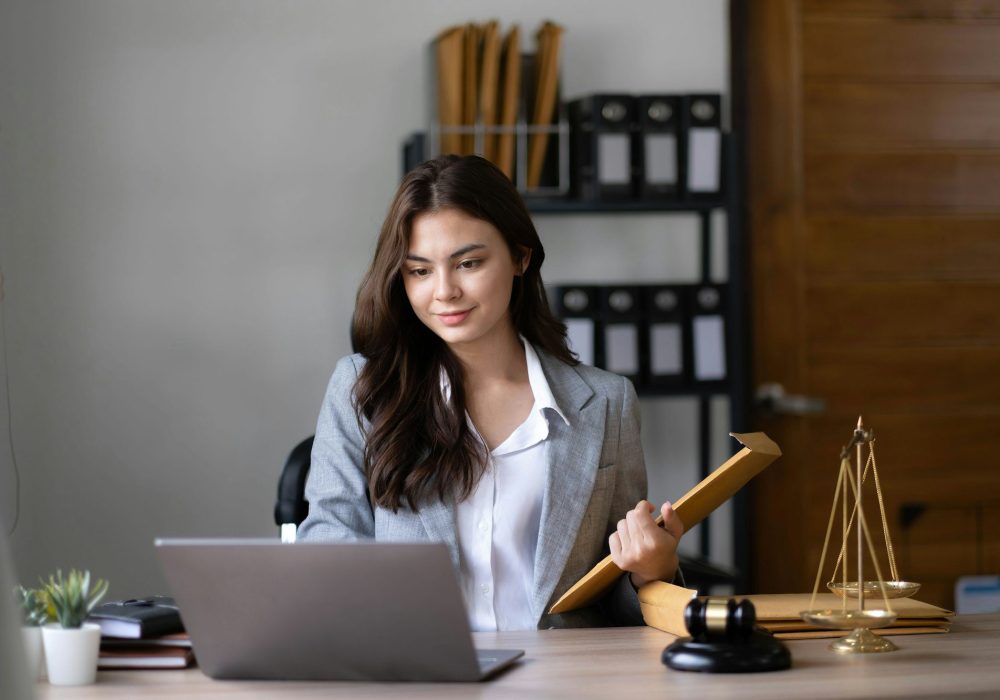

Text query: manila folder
(548, 432), (781, 615)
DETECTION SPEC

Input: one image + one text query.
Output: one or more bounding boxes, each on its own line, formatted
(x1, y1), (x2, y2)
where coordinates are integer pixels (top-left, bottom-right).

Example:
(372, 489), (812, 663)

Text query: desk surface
(38, 614), (1000, 699)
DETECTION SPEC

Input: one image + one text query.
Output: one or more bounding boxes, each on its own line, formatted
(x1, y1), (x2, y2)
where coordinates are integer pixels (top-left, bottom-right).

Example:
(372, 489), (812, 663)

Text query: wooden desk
(38, 614), (1000, 699)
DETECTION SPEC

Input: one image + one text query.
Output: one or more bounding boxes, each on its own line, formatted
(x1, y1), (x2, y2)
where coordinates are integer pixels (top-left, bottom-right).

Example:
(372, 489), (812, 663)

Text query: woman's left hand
(609, 500), (685, 589)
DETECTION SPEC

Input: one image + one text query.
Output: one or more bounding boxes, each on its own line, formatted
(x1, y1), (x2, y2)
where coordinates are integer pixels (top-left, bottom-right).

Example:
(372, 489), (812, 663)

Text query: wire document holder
(427, 51), (568, 198)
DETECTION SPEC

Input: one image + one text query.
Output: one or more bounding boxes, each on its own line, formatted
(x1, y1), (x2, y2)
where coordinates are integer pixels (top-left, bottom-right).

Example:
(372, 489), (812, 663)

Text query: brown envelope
(760, 618), (949, 632)
(478, 21), (501, 162)
(744, 593), (953, 620)
(496, 25), (520, 178)
(526, 21), (563, 188)
(774, 626), (949, 640)
(435, 26), (465, 156)
(462, 23), (481, 154)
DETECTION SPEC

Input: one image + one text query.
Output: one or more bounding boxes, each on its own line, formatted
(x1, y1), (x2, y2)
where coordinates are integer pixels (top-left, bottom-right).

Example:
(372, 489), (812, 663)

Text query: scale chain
(809, 456), (849, 612)
(829, 443), (900, 583)
(869, 443), (900, 582)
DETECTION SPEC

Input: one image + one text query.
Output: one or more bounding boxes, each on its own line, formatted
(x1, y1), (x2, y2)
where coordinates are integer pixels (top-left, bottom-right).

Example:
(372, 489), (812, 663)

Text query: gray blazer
(298, 346), (647, 629)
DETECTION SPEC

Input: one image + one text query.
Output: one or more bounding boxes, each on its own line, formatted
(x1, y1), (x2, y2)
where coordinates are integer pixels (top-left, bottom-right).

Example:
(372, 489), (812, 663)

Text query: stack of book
(87, 596), (194, 670)
(99, 633), (193, 669)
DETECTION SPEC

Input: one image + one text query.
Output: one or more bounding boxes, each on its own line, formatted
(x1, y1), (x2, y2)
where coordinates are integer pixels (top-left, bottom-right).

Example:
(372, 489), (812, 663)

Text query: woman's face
(402, 208), (527, 352)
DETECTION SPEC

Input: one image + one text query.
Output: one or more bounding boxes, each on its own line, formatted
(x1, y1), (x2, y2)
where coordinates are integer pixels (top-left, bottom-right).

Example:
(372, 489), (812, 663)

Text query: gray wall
(0, 0), (730, 597)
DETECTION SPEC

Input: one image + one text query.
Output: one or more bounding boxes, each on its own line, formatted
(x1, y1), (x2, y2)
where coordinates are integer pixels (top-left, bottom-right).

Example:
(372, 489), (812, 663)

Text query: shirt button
(480, 584), (490, 596)
(479, 521), (488, 533)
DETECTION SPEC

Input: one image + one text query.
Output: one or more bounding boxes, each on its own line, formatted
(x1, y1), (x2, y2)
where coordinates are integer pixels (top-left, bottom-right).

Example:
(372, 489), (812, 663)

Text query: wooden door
(746, 0), (1000, 609)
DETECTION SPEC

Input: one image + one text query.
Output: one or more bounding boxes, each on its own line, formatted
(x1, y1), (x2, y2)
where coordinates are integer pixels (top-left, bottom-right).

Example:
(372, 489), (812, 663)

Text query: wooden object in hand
(548, 432), (781, 615)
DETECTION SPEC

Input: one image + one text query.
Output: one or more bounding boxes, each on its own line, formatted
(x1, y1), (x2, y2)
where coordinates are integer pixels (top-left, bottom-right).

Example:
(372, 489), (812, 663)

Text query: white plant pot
(41, 623), (101, 686)
(21, 626), (45, 680)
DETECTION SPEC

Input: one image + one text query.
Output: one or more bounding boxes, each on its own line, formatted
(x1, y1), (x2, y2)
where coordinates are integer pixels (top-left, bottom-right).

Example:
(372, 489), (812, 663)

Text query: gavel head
(684, 598), (756, 642)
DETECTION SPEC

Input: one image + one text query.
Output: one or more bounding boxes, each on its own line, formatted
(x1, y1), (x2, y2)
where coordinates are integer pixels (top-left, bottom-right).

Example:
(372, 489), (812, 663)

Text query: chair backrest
(278, 324), (358, 541)
(273, 435), (314, 542)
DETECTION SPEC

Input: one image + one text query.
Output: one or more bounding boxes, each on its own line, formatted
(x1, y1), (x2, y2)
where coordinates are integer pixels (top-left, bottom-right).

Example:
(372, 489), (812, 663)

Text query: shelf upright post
(729, 0), (752, 596)
(697, 208), (714, 563)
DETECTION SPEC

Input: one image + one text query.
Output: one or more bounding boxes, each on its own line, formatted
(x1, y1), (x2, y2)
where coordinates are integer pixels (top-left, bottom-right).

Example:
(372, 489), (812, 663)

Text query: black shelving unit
(523, 199), (723, 214)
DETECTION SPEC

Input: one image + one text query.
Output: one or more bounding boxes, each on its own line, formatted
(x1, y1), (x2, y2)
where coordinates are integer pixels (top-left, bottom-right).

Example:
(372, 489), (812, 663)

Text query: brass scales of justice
(799, 417), (921, 653)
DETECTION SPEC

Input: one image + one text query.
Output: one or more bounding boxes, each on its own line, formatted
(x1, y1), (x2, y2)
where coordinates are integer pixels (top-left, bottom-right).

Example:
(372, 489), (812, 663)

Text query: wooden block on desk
(637, 582), (698, 636)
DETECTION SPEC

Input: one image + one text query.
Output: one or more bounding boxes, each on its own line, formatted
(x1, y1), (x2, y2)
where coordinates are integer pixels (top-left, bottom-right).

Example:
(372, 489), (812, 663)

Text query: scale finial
(857, 415), (864, 430)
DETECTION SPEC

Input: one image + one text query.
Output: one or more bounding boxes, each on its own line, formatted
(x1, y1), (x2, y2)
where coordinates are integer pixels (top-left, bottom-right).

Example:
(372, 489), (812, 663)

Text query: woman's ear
(516, 246), (532, 275)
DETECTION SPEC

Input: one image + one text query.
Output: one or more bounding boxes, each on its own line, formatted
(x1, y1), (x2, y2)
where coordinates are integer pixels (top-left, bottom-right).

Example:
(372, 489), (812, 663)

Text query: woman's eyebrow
(405, 243), (487, 263)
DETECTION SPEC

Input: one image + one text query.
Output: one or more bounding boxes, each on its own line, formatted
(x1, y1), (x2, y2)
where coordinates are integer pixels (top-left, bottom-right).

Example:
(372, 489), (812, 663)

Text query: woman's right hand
(609, 500), (685, 589)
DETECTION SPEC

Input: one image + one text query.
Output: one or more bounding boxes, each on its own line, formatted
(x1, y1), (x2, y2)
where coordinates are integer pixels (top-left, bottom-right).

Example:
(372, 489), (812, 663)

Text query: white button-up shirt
(453, 341), (568, 631)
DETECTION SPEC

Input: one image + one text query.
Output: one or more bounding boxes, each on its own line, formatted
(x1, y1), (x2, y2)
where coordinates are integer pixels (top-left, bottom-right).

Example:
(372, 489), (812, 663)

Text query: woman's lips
(436, 309), (473, 326)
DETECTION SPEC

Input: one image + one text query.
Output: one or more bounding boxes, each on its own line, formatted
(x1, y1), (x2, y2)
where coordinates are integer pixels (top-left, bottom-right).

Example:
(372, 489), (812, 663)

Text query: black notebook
(88, 596), (185, 639)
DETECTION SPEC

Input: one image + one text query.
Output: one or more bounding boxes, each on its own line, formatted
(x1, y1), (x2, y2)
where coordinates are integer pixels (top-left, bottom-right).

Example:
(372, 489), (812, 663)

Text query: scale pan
(800, 608), (897, 631)
(827, 580), (921, 600)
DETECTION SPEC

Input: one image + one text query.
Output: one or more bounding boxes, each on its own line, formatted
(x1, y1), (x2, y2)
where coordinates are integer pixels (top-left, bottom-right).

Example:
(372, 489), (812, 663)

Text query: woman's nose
(434, 270), (460, 301)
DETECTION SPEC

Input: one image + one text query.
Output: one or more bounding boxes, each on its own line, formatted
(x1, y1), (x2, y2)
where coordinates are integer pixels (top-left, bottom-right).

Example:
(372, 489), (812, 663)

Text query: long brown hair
(352, 155), (576, 512)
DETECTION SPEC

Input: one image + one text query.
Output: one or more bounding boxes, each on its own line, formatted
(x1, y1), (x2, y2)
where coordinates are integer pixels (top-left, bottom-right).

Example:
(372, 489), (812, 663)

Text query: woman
(298, 155), (683, 630)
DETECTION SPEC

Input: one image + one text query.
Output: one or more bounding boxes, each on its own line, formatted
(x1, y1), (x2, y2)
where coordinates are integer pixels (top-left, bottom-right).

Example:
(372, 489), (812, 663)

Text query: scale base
(830, 627), (898, 654)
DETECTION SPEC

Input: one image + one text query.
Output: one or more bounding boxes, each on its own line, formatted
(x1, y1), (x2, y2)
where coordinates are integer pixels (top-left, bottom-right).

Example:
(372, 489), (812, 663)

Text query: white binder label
(687, 127), (721, 193)
(650, 323), (683, 375)
(565, 318), (595, 366)
(644, 134), (678, 185)
(605, 324), (639, 375)
(693, 315), (726, 380)
(597, 133), (631, 185)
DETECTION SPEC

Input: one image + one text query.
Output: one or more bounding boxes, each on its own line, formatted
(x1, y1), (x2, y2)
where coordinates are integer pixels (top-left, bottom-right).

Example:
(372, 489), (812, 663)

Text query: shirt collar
(522, 338), (569, 427)
(437, 338), (569, 427)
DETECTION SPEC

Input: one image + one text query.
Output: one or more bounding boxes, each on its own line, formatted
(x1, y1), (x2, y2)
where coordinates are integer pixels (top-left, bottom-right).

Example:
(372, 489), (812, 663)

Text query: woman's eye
(458, 259), (481, 270)
(408, 268), (430, 278)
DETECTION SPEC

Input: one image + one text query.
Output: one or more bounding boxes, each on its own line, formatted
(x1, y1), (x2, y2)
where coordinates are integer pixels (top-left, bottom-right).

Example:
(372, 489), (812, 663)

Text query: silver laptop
(155, 539), (523, 682)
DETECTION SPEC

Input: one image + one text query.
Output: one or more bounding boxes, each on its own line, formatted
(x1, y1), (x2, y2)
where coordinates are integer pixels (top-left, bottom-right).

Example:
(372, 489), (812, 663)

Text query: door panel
(805, 152), (1000, 212)
(804, 83), (1000, 147)
(803, 217), (1000, 278)
(802, 21), (1000, 78)
(747, 0), (1000, 609)
(801, 0), (1000, 21)
(805, 282), (1000, 346)
(808, 348), (1000, 411)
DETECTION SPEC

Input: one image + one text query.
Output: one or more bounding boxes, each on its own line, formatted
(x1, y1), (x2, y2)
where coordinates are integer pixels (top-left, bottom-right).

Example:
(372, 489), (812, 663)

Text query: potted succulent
(39, 569), (108, 686)
(15, 585), (49, 680)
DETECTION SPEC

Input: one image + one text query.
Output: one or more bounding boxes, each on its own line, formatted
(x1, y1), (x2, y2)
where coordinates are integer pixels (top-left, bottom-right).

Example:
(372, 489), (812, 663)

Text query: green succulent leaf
(13, 585), (49, 627)
(39, 569), (109, 629)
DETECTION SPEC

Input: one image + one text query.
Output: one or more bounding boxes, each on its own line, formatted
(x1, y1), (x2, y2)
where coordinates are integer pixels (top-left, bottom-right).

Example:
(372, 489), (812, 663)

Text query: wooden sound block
(548, 432), (782, 615)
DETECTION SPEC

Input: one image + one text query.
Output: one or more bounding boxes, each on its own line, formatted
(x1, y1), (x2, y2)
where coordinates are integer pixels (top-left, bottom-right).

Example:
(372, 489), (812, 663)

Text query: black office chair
(276, 324), (358, 542)
(274, 435), (314, 542)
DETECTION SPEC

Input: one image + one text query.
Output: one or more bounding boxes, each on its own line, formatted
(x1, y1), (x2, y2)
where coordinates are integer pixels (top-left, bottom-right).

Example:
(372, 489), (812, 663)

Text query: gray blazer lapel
(417, 498), (460, 570)
(531, 352), (606, 620)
